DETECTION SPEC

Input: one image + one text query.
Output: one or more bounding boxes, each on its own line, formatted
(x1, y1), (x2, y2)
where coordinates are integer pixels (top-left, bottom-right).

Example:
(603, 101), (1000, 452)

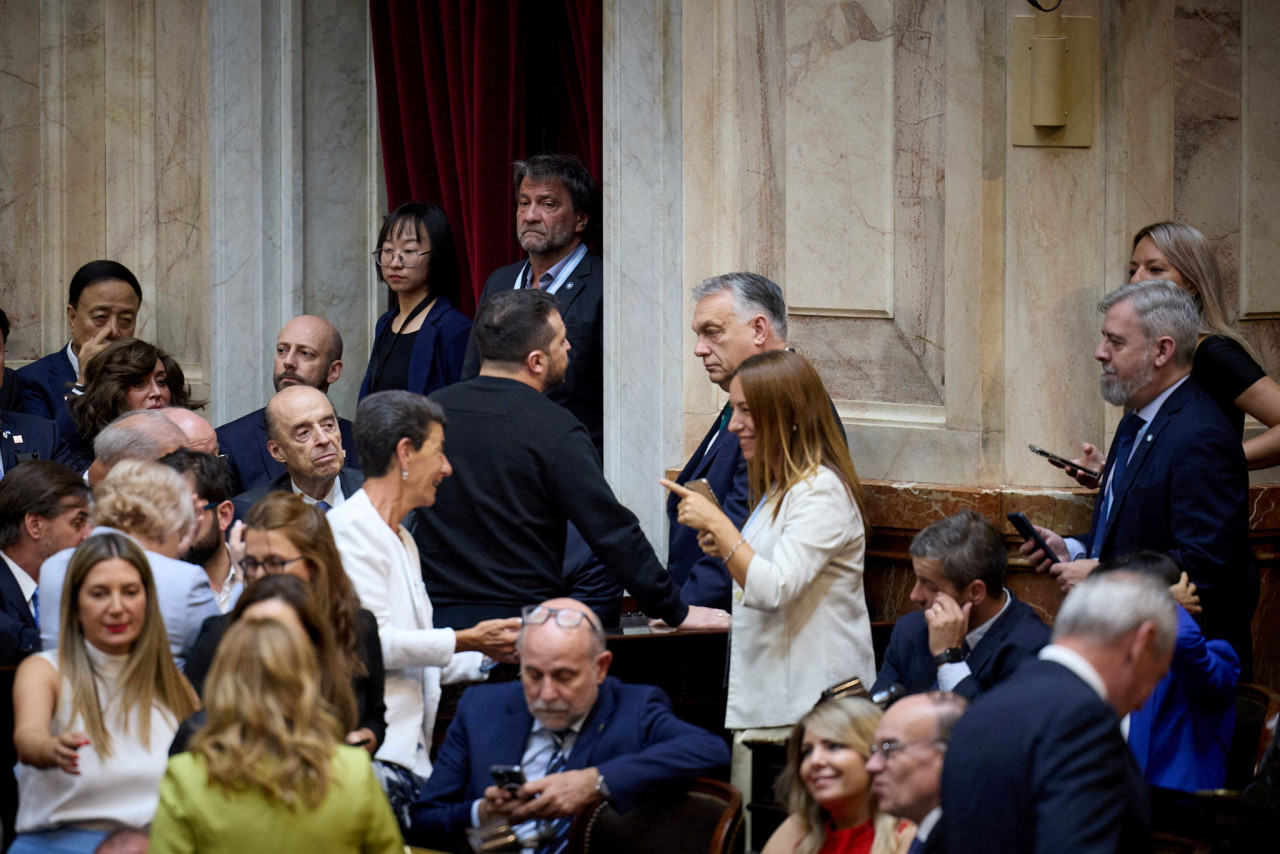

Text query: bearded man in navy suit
(407, 598), (729, 852)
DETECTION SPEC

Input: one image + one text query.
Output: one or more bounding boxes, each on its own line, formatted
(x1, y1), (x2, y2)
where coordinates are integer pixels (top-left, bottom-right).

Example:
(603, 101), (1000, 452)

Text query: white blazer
(328, 489), (483, 777)
(725, 466), (876, 729)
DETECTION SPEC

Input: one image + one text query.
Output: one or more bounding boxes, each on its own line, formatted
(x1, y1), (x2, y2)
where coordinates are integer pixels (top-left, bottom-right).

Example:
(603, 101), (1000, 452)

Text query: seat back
(567, 778), (743, 854)
(1225, 683), (1280, 790)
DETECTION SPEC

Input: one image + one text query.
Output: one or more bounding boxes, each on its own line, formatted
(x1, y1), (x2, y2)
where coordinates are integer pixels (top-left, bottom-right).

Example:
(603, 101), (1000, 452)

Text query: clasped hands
(478, 768), (602, 825)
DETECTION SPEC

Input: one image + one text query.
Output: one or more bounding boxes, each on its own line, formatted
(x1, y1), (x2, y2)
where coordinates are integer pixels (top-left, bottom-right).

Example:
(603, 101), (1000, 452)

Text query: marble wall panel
(1241, 0), (1280, 318)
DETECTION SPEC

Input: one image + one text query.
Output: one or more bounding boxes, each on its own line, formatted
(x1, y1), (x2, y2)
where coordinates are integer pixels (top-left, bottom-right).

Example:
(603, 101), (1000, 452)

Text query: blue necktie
(31, 589), (39, 629)
(538, 731), (572, 854)
(315, 500), (332, 514)
(908, 836), (925, 854)
(1092, 413), (1145, 558)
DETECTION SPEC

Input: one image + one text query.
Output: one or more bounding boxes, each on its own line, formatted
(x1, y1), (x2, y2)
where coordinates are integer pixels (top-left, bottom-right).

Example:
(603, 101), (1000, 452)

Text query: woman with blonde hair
(764, 697), (902, 854)
(150, 618), (402, 852)
(663, 350), (875, 811)
(11, 532), (199, 852)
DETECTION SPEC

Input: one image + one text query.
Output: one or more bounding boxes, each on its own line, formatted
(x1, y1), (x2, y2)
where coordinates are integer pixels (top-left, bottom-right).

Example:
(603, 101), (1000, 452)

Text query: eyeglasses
(200, 502), (220, 513)
(522, 604), (595, 631)
(868, 739), (944, 759)
(372, 248), (431, 268)
(240, 555), (306, 576)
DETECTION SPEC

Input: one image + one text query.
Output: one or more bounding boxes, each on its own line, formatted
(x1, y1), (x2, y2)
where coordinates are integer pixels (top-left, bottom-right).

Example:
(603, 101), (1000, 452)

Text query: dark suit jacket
(665, 411), (748, 611)
(231, 467), (365, 520)
(462, 251), (604, 454)
(409, 376), (687, 628)
(1076, 378), (1253, 664)
(0, 368), (22, 413)
(0, 555), (39, 667)
(407, 676), (730, 851)
(215, 406), (359, 495)
(2, 410), (70, 471)
(872, 591), (1051, 699)
(15, 348), (76, 420)
(358, 296), (471, 400)
(941, 658), (1151, 854)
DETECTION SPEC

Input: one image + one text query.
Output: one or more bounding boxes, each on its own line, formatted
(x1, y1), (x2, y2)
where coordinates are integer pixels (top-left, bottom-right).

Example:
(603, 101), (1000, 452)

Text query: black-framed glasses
(868, 738), (944, 759)
(372, 248), (431, 268)
(240, 555), (306, 575)
(200, 502), (220, 513)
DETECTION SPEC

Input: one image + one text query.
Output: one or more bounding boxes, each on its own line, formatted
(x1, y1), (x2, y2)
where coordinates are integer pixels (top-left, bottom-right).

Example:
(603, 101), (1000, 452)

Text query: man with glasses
(406, 598), (730, 852)
(216, 315), (358, 494)
(866, 692), (967, 854)
(160, 449), (241, 613)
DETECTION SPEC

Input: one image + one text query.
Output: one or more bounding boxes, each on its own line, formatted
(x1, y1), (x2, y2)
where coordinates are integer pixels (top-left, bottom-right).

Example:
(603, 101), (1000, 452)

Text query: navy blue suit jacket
(215, 406), (358, 495)
(941, 658), (1151, 854)
(872, 591), (1050, 699)
(462, 252), (604, 455)
(231, 467), (365, 520)
(0, 557), (39, 667)
(1075, 378), (1253, 664)
(665, 411), (748, 611)
(407, 676), (729, 851)
(2, 411), (69, 471)
(358, 295), (471, 400)
(15, 349), (76, 421)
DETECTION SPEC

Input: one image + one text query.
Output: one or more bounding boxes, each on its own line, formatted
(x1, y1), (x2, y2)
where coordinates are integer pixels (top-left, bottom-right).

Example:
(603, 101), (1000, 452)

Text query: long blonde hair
(58, 532), (198, 758)
(778, 697), (897, 854)
(191, 618), (342, 810)
(736, 350), (865, 523)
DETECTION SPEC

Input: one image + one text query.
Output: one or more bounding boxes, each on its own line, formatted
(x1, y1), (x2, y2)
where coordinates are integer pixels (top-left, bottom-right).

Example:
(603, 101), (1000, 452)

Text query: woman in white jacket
(663, 350), (875, 802)
(327, 390), (519, 828)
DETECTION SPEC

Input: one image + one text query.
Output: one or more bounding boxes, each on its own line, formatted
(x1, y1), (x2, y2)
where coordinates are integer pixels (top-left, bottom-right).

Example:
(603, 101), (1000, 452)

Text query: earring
(402, 469), (410, 481)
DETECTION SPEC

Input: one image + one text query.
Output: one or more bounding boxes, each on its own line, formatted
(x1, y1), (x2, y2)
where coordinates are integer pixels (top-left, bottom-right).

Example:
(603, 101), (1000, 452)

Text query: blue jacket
(358, 296), (471, 400)
(872, 590), (1051, 699)
(15, 349), (77, 420)
(1127, 605), (1239, 792)
(215, 406), (359, 495)
(407, 676), (729, 851)
(1, 411), (71, 472)
(0, 557), (39, 667)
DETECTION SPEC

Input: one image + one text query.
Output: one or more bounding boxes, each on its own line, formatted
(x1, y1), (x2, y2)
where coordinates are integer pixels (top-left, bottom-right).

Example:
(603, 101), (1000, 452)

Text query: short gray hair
(1052, 571), (1178, 654)
(1098, 280), (1199, 366)
(692, 272), (788, 342)
(909, 511), (1006, 595)
(353, 390), (447, 478)
(93, 410), (186, 468)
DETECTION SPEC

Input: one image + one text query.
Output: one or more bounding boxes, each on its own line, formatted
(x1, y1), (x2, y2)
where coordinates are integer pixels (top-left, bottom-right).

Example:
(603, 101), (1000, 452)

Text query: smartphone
(1007, 512), (1059, 566)
(685, 478), (722, 510)
(1028, 444), (1100, 481)
(490, 764), (526, 795)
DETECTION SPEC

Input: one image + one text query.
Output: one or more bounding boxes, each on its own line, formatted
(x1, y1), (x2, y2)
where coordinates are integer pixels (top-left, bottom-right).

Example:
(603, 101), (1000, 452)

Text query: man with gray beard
(1016, 279), (1255, 676)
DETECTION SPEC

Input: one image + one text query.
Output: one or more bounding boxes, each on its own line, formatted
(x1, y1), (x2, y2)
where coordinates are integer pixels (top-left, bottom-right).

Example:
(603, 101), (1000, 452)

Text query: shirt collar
(292, 475), (344, 507)
(1, 550), (37, 604)
(65, 341), (80, 378)
(1038, 644), (1109, 703)
(1134, 373), (1189, 424)
(965, 588), (1012, 649)
(916, 806), (942, 842)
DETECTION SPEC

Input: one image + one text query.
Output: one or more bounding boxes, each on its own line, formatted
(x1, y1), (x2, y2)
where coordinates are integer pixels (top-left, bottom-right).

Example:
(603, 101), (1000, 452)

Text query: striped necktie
(537, 730), (572, 854)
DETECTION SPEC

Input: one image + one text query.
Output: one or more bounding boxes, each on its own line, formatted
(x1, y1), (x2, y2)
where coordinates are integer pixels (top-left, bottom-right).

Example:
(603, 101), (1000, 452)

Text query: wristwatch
(933, 647), (965, 665)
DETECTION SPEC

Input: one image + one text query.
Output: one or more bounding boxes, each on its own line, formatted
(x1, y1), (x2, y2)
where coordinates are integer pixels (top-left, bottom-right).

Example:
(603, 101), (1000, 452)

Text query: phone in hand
(490, 764), (526, 796)
(1007, 512), (1059, 566)
(1028, 444), (1101, 481)
(685, 478), (722, 510)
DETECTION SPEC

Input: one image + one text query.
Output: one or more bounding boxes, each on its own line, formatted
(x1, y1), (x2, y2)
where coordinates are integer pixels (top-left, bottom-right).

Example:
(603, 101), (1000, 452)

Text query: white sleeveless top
(15, 645), (179, 832)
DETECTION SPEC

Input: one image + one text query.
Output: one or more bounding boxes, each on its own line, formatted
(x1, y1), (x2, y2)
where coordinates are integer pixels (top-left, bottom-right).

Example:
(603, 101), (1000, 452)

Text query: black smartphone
(1028, 444), (1100, 481)
(1007, 512), (1059, 566)
(490, 764), (526, 795)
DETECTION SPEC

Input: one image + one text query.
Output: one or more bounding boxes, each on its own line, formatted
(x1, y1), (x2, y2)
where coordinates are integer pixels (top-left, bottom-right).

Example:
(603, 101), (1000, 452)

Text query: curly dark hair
(67, 338), (204, 441)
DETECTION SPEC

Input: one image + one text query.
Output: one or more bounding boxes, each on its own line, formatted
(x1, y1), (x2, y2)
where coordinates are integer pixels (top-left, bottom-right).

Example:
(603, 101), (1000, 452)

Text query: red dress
(817, 818), (875, 854)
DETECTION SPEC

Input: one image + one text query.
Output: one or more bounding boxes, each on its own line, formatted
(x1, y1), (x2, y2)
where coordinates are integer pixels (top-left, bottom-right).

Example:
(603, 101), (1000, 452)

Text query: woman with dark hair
(181, 495), (385, 754)
(663, 350), (875, 802)
(763, 697), (902, 854)
(358, 201), (472, 398)
(58, 338), (201, 470)
(151, 619), (402, 852)
(11, 532), (199, 852)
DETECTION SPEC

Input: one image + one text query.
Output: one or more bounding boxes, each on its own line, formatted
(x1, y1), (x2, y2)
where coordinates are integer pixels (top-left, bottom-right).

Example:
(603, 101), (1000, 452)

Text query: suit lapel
(0, 565), (34, 630)
(668, 417), (726, 515)
(550, 252), (593, 317)
(566, 678), (616, 770)
(965, 592), (1020, 674)
(496, 689), (536, 767)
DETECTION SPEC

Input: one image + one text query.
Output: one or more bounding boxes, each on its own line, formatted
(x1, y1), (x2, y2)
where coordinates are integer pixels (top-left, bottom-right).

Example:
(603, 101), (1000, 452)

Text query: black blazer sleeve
(354, 609), (387, 747)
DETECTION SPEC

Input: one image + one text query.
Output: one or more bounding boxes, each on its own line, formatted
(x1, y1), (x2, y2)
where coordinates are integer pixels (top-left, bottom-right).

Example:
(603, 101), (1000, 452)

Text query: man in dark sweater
(408, 290), (727, 632)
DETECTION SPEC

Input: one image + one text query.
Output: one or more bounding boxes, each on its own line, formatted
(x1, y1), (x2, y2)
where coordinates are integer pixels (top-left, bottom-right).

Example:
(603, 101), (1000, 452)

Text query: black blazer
(1076, 378), (1253, 663)
(1, 410), (70, 471)
(231, 467), (365, 521)
(462, 250), (604, 454)
(872, 591), (1050, 699)
(941, 658), (1152, 854)
(14, 349), (76, 420)
(0, 556), (39, 667)
(215, 406), (359, 496)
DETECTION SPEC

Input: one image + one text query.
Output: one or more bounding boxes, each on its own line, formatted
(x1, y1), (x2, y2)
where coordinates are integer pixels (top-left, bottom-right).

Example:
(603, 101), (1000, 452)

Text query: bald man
(231, 385), (363, 516)
(215, 315), (359, 493)
(85, 409), (187, 486)
(160, 407), (218, 455)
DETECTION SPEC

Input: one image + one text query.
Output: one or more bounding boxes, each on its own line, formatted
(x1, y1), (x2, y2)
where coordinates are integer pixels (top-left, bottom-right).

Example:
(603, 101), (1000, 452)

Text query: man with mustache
(406, 598), (729, 852)
(215, 315), (359, 493)
(1016, 279), (1254, 676)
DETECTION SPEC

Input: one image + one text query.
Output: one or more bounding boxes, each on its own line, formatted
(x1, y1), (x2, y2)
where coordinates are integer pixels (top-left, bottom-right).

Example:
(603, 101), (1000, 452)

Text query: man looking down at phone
(406, 598), (730, 851)
(1017, 280), (1254, 677)
(872, 511), (1049, 699)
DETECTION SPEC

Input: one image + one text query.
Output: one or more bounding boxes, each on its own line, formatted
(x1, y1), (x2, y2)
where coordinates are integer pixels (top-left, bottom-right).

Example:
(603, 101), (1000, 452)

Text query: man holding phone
(406, 598), (729, 851)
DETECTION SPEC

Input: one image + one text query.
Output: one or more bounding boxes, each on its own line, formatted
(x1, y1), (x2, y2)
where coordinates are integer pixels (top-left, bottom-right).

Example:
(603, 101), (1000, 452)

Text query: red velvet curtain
(370, 1), (602, 316)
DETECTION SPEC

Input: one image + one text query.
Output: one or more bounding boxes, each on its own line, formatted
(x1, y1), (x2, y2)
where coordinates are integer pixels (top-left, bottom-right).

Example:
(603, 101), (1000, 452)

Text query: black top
(1192, 334), (1266, 436)
(177, 607), (386, 749)
(366, 328), (418, 394)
